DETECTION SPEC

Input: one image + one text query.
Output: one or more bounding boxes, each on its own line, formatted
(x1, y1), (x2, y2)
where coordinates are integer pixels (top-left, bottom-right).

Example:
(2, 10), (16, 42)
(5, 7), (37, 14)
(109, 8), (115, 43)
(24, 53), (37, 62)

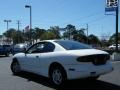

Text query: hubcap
(52, 69), (62, 85)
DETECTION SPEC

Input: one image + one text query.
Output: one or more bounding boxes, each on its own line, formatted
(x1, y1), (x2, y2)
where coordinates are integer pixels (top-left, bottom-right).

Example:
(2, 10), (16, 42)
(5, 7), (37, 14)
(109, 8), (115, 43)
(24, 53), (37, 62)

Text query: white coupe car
(11, 40), (113, 86)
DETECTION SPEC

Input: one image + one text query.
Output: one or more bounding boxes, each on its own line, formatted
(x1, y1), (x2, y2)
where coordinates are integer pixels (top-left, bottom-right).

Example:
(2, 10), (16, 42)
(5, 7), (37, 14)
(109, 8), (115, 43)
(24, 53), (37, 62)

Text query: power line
(59, 11), (104, 25)
(37, 11), (104, 26)
(66, 15), (107, 27)
(87, 16), (107, 25)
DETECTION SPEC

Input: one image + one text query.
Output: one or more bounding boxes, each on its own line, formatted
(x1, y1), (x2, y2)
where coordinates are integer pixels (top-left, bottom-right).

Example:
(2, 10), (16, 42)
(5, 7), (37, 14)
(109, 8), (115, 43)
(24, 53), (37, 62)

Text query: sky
(0, 0), (118, 39)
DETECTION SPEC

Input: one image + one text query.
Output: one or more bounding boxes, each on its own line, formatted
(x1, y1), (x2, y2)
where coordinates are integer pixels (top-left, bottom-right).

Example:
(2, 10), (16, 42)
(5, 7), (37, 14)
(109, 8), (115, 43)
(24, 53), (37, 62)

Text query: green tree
(3, 28), (16, 43)
(108, 33), (120, 44)
(3, 28), (16, 40)
(41, 31), (56, 40)
(78, 28), (85, 35)
(49, 26), (61, 39)
(88, 34), (101, 45)
(34, 27), (46, 41)
(63, 24), (77, 39)
(73, 28), (87, 43)
(15, 30), (24, 43)
(3, 28), (24, 44)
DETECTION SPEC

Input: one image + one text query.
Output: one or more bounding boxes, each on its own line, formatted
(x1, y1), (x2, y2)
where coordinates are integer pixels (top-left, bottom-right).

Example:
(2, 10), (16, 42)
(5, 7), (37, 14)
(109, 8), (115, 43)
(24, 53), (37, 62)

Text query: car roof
(40, 39), (71, 43)
(42, 40), (56, 42)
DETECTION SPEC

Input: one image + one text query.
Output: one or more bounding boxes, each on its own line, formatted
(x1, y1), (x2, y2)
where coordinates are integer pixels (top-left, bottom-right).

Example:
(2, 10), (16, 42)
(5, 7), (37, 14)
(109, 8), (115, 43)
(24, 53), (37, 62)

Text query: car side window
(42, 42), (55, 53)
(26, 42), (55, 54)
(27, 43), (44, 54)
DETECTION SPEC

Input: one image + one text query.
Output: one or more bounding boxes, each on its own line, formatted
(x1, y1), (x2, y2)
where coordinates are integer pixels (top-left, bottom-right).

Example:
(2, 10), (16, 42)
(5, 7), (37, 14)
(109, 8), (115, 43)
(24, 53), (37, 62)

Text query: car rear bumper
(65, 61), (113, 80)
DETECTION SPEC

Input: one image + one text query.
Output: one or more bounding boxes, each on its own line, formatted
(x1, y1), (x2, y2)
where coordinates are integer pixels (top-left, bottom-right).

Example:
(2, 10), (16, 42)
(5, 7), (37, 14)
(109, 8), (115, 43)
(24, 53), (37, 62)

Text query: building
(0, 35), (13, 45)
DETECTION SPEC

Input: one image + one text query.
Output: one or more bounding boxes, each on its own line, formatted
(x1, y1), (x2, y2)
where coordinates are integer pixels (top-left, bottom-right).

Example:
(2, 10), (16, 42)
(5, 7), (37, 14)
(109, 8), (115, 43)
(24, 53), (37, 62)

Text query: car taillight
(77, 56), (91, 62)
(76, 54), (110, 65)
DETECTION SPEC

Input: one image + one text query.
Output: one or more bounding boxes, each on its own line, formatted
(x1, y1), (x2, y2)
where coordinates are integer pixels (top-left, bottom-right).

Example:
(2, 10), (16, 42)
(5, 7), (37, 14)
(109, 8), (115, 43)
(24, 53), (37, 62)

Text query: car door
(22, 42), (45, 73)
(39, 42), (55, 76)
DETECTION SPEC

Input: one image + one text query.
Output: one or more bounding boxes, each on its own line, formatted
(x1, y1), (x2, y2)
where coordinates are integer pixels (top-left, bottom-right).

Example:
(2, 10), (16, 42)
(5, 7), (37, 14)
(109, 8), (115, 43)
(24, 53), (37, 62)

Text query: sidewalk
(110, 53), (120, 61)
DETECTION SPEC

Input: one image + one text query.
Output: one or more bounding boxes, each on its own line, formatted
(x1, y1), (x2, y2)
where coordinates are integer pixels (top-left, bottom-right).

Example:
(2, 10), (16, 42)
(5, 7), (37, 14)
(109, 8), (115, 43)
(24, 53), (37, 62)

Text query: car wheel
(11, 61), (21, 75)
(5, 53), (9, 57)
(110, 48), (114, 51)
(50, 66), (66, 87)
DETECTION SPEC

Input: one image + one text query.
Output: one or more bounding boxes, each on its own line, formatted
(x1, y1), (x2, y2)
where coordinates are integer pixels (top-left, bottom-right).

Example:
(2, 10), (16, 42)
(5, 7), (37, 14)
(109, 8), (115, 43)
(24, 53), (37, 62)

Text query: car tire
(11, 61), (21, 75)
(5, 52), (9, 57)
(50, 65), (66, 87)
(110, 48), (114, 51)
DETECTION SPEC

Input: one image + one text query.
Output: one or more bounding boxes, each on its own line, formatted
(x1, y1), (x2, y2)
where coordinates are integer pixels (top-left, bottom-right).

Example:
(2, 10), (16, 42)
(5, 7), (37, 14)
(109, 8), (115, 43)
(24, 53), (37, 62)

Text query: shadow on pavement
(16, 71), (120, 90)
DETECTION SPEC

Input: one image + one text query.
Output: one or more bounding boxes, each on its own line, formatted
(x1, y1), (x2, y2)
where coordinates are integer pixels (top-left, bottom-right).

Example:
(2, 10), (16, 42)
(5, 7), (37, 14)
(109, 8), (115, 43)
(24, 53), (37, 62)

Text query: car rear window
(55, 40), (92, 50)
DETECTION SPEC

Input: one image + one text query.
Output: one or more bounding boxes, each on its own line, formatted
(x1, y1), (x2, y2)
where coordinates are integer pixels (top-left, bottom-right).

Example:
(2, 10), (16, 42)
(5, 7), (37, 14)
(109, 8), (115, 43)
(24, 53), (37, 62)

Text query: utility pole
(17, 20), (20, 31)
(105, 0), (119, 52)
(4, 20), (11, 31)
(16, 20), (20, 43)
(86, 24), (89, 44)
(25, 5), (32, 44)
(115, 5), (119, 52)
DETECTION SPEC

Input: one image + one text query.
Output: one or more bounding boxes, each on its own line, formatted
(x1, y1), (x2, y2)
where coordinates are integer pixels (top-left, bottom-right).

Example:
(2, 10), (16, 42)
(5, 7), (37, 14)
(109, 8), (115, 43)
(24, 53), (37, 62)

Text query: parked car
(12, 43), (28, 55)
(3, 45), (12, 53)
(0, 45), (11, 56)
(108, 44), (120, 50)
(11, 40), (113, 87)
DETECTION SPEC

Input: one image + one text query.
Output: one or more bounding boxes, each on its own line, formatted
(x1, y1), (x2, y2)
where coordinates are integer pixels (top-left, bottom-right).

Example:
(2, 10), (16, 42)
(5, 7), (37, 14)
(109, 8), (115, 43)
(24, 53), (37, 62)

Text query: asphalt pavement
(0, 56), (120, 90)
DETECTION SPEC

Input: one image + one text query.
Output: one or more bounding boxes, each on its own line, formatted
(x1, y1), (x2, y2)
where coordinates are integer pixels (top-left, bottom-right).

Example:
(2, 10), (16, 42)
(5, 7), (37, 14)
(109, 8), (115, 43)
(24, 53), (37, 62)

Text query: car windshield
(55, 40), (92, 50)
(14, 44), (27, 48)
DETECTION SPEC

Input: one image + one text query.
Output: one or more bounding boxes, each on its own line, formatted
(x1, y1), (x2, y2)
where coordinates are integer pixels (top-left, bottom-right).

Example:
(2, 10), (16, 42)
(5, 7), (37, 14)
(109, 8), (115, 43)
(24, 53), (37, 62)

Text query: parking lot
(0, 56), (120, 90)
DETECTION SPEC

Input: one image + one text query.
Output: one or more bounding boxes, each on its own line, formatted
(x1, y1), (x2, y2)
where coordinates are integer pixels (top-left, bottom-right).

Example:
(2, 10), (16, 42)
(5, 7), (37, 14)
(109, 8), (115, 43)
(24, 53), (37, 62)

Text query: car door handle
(36, 56), (39, 58)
